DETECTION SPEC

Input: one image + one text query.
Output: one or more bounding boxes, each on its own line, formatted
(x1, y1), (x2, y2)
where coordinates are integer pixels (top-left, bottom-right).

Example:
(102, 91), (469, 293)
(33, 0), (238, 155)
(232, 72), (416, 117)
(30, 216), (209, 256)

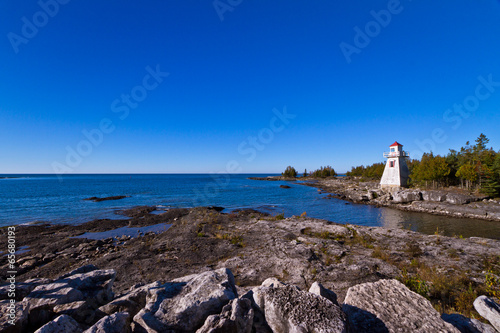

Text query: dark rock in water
(206, 206), (225, 212)
(118, 206), (156, 217)
(248, 177), (281, 181)
(84, 196), (128, 202)
(279, 185), (291, 189)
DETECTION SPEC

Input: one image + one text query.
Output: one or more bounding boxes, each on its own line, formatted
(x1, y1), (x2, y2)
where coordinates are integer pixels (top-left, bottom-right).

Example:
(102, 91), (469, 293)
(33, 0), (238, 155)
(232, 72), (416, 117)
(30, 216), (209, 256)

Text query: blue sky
(1, 0), (500, 174)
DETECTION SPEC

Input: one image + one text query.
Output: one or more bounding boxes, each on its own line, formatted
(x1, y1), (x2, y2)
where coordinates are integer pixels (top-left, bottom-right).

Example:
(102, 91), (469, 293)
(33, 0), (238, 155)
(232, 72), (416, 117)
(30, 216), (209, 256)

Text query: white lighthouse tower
(380, 141), (410, 189)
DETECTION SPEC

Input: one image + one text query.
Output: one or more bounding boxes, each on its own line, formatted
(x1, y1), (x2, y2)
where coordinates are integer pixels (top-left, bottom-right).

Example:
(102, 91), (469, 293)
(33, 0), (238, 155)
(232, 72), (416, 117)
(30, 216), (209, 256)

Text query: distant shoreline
(251, 176), (500, 223)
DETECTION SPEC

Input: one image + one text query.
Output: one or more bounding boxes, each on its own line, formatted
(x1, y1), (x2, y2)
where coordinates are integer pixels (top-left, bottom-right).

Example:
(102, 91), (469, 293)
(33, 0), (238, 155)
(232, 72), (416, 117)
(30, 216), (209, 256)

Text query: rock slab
(343, 279), (459, 333)
(473, 295), (500, 332)
(253, 285), (347, 333)
(133, 268), (238, 332)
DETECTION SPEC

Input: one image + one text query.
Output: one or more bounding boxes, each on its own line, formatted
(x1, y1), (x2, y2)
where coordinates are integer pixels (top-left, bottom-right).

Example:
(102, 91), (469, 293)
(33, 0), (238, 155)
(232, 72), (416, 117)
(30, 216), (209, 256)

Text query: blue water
(1, 174), (500, 239)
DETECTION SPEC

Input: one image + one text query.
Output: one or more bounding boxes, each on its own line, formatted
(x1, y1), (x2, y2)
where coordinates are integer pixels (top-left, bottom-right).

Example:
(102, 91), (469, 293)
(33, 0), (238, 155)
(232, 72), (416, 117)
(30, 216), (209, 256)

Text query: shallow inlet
(72, 223), (172, 240)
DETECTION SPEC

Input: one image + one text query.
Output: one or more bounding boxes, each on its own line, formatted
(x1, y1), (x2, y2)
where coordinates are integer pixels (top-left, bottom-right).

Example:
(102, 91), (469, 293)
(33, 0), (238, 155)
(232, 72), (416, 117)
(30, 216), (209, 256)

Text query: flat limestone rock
(98, 282), (160, 318)
(253, 285), (347, 333)
(34, 314), (82, 333)
(343, 279), (459, 333)
(0, 299), (29, 333)
(133, 268), (238, 332)
(473, 296), (500, 332)
(83, 312), (130, 333)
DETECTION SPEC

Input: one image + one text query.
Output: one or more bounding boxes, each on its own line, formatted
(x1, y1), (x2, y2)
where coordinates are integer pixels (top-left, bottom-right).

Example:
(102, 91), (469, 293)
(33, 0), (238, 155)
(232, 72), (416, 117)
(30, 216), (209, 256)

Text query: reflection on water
(377, 207), (500, 240)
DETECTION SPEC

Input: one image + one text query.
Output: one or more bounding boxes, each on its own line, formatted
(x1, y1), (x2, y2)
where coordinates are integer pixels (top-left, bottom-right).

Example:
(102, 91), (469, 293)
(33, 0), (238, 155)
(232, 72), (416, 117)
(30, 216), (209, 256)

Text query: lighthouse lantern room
(380, 141), (410, 189)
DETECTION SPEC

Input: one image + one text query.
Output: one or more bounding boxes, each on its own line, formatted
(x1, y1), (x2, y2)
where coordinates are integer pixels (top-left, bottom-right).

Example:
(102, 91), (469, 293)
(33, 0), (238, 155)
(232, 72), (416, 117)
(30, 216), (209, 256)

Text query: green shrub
(282, 166), (298, 178)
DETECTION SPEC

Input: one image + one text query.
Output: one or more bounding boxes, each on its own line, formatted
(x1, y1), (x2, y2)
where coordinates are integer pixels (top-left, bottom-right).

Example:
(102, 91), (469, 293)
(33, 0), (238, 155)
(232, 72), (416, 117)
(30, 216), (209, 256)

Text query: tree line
(282, 165), (336, 178)
(346, 134), (500, 197)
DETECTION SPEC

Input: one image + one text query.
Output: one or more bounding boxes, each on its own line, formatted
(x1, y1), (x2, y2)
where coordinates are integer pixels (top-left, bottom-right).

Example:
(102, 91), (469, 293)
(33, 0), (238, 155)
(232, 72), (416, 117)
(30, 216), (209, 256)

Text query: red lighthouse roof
(389, 141), (403, 147)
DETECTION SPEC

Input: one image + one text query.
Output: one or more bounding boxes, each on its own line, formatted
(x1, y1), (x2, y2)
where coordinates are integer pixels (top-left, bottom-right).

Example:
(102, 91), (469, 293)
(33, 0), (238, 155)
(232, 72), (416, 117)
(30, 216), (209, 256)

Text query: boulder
(133, 268), (238, 332)
(421, 190), (447, 202)
(473, 295), (500, 331)
(442, 313), (497, 333)
(98, 282), (160, 318)
(0, 299), (29, 333)
(392, 190), (422, 203)
(196, 298), (254, 333)
(252, 285), (347, 333)
(24, 282), (84, 312)
(446, 193), (472, 205)
(343, 279), (459, 332)
(34, 314), (82, 333)
(83, 312), (130, 333)
(53, 301), (94, 324)
(309, 282), (338, 306)
(0, 278), (51, 301)
(59, 268), (116, 306)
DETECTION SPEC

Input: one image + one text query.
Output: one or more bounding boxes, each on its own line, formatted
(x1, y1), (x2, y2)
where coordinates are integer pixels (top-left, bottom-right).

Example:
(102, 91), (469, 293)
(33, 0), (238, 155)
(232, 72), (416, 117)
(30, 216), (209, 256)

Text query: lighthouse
(380, 141), (410, 189)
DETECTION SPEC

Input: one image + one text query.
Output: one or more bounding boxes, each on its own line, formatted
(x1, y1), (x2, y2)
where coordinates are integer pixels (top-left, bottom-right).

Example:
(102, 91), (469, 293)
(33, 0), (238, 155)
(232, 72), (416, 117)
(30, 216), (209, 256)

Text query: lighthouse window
(390, 161), (395, 167)
(391, 147), (395, 152)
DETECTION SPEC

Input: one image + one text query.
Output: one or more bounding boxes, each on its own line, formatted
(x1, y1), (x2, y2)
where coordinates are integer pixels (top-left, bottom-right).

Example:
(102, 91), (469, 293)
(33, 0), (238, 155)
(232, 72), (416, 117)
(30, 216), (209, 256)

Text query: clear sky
(1, 0), (500, 174)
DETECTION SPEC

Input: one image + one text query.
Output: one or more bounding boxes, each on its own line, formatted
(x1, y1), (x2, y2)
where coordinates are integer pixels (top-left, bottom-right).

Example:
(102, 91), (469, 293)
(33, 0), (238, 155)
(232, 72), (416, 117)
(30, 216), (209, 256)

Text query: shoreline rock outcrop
(2, 265), (499, 332)
(2, 207), (500, 332)
(299, 178), (500, 222)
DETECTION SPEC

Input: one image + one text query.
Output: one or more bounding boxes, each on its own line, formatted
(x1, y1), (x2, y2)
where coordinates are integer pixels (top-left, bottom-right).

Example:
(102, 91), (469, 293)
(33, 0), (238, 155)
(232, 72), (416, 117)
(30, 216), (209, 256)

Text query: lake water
(1, 174), (499, 239)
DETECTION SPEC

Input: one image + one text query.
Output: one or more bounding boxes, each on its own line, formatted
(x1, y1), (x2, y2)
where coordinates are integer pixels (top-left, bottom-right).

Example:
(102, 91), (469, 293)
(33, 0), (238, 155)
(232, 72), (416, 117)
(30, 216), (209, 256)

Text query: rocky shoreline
(1, 206), (500, 332)
(251, 176), (500, 222)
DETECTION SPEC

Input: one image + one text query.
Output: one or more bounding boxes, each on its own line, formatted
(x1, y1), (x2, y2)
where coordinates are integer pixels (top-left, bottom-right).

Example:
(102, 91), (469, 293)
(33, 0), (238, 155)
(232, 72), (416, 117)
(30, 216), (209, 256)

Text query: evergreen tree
(282, 166), (297, 178)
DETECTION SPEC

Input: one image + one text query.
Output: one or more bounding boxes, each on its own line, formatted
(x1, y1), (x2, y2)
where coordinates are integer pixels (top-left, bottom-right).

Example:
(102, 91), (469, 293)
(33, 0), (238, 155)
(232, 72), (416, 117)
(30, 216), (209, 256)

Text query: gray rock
(133, 268), (238, 332)
(343, 279), (459, 332)
(83, 312), (130, 333)
(196, 298), (254, 333)
(24, 282), (85, 311)
(57, 264), (99, 279)
(260, 277), (286, 288)
(309, 282), (338, 306)
(53, 301), (94, 324)
(34, 314), (82, 333)
(421, 190), (447, 202)
(473, 295), (500, 331)
(98, 282), (160, 318)
(60, 268), (116, 306)
(392, 190), (422, 203)
(253, 285), (347, 333)
(0, 278), (51, 301)
(442, 313), (497, 333)
(446, 193), (473, 205)
(0, 299), (29, 333)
